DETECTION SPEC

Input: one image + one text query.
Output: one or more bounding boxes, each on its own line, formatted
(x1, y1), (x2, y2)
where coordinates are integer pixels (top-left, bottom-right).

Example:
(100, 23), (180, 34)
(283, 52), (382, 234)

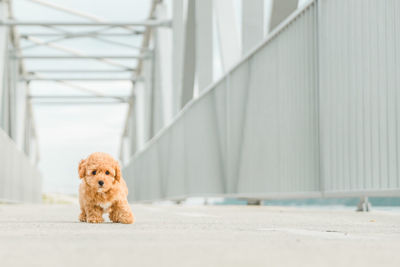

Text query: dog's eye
(105, 171), (110, 175)
(92, 170), (97, 175)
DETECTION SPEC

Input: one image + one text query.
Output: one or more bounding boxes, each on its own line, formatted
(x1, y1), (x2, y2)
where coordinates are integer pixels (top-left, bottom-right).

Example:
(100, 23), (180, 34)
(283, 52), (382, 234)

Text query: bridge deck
(0, 204), (399, 267)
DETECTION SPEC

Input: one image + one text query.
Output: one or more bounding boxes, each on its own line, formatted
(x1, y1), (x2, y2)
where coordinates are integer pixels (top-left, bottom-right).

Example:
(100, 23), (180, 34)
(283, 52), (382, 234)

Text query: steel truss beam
(0, 20), (172, 27)
(20, 34), (146, 51)
(16, 55), (147, 59)
(22, 77), (139, 81)
(33, 77), (130, 99)
(20, 32), (144, 37)
(22, 36), (135, 70)
(27, 69), (136, 73)
(31, 101), (128, 105)
(25, 0), (154, 35)
(28, 95), (130, 99)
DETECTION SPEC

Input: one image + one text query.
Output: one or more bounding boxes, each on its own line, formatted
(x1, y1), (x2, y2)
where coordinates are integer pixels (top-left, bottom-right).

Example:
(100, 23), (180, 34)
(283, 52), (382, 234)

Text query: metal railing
(0, 0), (41, 203)
(123, 0), (400, 202)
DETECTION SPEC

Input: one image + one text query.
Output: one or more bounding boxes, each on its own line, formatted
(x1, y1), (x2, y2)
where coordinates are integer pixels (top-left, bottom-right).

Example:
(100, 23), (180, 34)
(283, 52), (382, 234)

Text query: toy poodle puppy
(78, 152), (134, 224)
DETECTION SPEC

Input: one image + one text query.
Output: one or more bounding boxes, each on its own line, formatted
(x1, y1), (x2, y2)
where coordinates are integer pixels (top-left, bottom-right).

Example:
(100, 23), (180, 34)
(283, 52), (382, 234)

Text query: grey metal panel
(0, 129), (42, 203)
(212, 81), (228, 191)
(225, 62), (251, 194)
(136, 144), (161, 200)
(11, 149), (20, 201)
(318, 0), (400, 193)
(183, 92), (225, 195)
(163, 120), (186, 198)
(237, 39), (281, 193)
(238, 4), (319, 194)
(124, 2), (320, 201)
(156, 129), (171, 199)
(123, 162), (134, 201)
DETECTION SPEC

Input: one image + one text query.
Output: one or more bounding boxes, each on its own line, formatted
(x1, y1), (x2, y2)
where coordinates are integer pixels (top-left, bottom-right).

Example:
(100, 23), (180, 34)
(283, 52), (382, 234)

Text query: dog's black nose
(98, 180), (104, 186)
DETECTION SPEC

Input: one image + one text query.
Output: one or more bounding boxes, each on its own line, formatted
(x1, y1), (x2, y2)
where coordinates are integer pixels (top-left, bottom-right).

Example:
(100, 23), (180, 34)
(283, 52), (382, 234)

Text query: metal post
(135, 80), (147, 150)
(195, 0), (213, 92)
(268, 0), (299, 32)
(0, 0), (8, 127)
(214, 0), (241, 72)
(148, 47), (156, 139)
(2, 51), (10, 133)
(172, 0), (184, 114)
(155, 2), (173, 125)
(119, 0), (160, 158)
(180, 0), (196, 108)
(242, 0), (264, 54)
(246, 199), (263, 206)
(356, 196), (372, 212)
(128, 96), (137, 157)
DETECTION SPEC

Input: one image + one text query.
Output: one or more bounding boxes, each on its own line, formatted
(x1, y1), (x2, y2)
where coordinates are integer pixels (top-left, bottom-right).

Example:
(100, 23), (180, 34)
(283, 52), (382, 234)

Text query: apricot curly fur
(78, 152), (134, 224)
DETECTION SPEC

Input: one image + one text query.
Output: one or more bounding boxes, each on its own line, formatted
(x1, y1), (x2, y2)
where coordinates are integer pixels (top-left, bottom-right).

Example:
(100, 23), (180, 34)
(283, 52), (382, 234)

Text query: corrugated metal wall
(233, 4), (319, 196)
(0, 130), (42, 203)
(123, 2), (320, 201)
(123, 0), (400, 201)
(319, 0), (400, 195)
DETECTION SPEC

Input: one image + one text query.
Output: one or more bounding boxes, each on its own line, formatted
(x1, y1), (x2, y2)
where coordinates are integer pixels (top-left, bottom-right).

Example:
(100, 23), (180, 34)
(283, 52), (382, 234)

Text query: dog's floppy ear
(78, 159), (87, 179)
(114, 161), (121, 182)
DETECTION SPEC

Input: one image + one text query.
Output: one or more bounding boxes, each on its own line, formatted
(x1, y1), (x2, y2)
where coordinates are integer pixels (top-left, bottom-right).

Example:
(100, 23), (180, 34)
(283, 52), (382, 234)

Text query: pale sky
(14, 0), (150, 193)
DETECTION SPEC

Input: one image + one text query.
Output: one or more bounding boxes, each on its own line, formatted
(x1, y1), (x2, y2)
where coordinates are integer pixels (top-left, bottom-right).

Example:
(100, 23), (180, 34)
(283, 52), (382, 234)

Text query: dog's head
(78, 152), (122, 193)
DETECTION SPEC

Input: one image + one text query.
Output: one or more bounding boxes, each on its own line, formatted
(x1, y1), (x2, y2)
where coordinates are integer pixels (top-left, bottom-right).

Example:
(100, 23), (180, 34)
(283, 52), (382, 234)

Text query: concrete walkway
(0, 204), (399, 267)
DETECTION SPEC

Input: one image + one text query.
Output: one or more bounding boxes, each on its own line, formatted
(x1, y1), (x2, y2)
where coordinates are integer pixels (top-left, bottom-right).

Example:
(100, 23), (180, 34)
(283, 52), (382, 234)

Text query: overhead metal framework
(0, 0), (170, 108)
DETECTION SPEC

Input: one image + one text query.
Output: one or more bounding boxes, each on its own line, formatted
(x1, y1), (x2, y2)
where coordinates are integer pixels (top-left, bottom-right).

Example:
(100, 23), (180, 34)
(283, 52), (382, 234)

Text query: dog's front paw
(110, 210), (134, 224)
(120, 215), (135, 224)
(79, 212), (86, 222)
(86, 216), (104, 223)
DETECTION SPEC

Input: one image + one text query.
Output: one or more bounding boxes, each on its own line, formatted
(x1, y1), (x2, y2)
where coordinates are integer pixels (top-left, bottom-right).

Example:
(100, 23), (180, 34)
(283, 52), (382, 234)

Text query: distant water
(217, 197), (400, 208)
